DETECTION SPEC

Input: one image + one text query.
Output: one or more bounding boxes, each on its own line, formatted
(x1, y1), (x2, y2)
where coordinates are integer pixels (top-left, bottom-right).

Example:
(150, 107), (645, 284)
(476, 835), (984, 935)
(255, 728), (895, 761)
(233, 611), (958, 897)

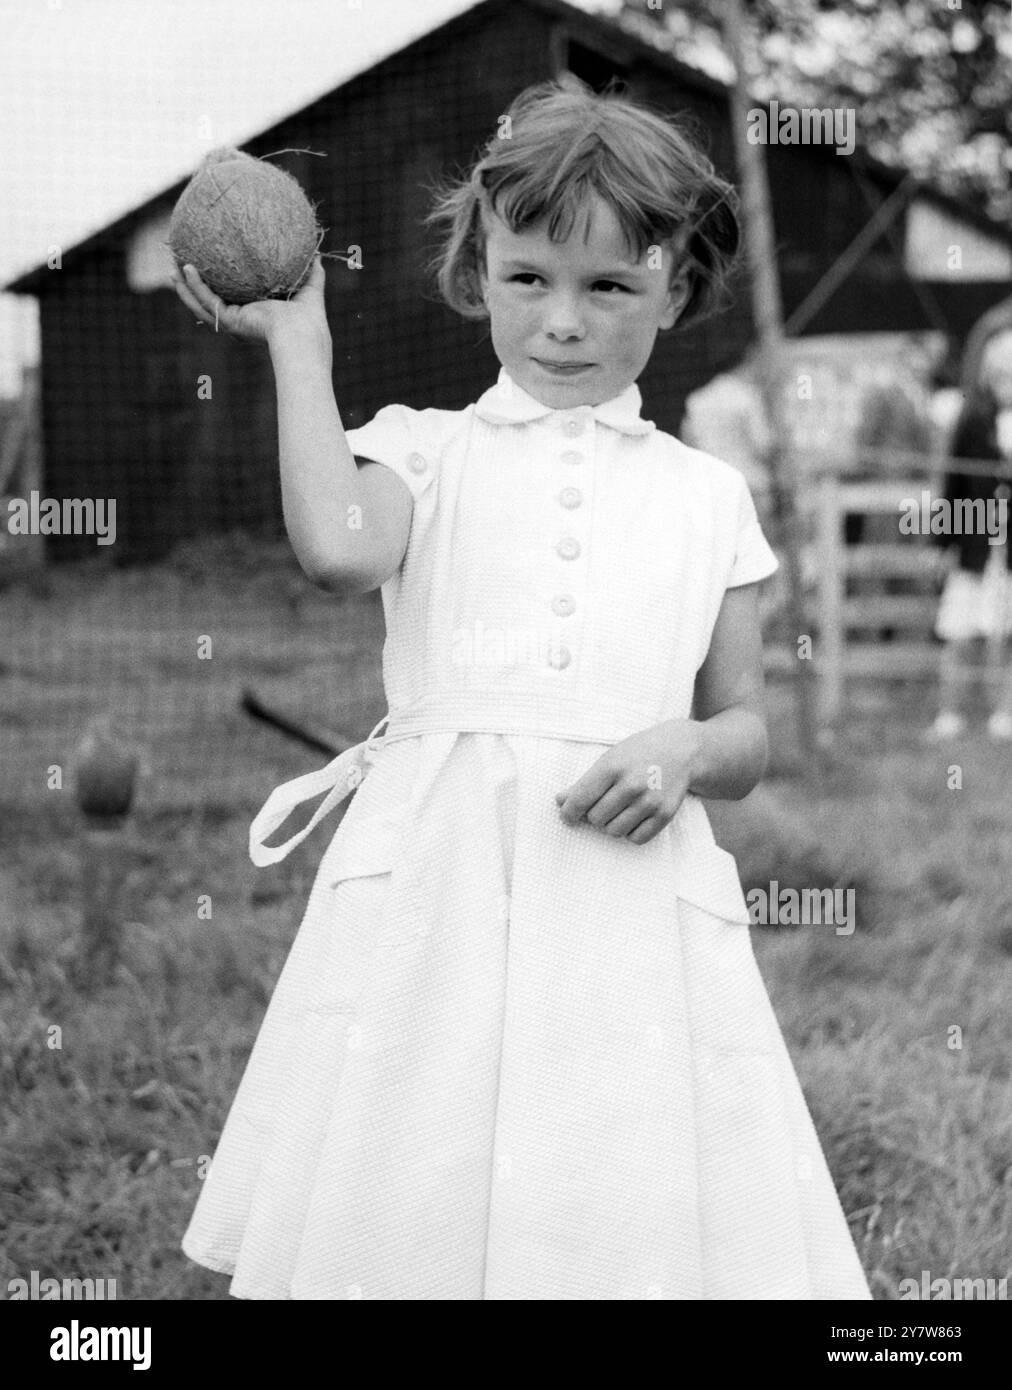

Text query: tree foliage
(616, 0), (1012, 221)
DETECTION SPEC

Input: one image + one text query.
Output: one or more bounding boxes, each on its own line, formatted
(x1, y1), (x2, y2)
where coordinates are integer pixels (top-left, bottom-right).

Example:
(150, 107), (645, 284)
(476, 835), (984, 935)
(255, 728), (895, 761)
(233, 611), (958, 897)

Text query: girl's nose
(544, 295), (586, 339)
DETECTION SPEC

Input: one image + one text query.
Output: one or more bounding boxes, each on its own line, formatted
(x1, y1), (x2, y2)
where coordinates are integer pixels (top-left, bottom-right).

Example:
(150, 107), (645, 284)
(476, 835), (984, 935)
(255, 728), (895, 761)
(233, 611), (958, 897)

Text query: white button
(559, 487), (582, 509)
(561, 417), (585, 438)
(547, 643), (571, 670)
(407, 452), (427, 474)
(560, 450), (583, 466)
(551, 595), (575, 617)
(556, 537), (581, 560)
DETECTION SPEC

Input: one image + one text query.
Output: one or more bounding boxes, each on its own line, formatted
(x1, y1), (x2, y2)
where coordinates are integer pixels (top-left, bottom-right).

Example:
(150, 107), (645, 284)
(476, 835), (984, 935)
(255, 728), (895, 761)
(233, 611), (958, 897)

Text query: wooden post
(72, 716), (140, 988)
(722, 0), (823, 772)
(78, 825), (131, 987)
(816, 473), (844, 726)
(986, 484), (1011, 703)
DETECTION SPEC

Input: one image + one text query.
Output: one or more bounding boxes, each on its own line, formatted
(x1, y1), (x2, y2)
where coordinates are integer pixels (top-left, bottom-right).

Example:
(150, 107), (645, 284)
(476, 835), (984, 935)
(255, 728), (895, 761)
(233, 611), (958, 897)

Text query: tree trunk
(722, 0), (825, 773)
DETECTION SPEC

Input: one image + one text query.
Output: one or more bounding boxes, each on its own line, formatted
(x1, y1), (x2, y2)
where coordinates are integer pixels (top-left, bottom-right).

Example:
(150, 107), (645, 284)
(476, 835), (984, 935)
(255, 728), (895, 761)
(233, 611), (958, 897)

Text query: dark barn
(6, 0), (1012, 566)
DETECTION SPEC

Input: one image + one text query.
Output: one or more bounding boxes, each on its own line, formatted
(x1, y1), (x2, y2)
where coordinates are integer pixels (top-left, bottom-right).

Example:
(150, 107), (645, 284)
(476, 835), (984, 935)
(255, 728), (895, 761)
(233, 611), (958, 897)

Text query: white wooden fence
(763, 450), (1012, 725)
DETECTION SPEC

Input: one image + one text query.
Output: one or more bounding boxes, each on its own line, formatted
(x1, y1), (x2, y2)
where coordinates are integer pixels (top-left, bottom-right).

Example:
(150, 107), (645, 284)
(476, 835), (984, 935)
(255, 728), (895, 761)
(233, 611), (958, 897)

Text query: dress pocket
(293, 809), (406, 1017)
(303, 869), (392, 1016)
(670, 839), (753, 925)
(318, 735), (420, 887)
(325, 812), (404, 884)
(319, 799), (429, 954)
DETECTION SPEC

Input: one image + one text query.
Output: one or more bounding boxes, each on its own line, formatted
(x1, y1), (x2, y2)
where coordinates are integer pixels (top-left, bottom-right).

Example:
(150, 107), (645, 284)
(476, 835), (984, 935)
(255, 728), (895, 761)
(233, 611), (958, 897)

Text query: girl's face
(478, 193), (690, 409)
(982, 331), (1012, 411)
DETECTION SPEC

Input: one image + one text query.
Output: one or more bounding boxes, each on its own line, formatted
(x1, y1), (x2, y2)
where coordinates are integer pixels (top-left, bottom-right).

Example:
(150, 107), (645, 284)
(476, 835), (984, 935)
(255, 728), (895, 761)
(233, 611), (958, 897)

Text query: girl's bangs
(483, 165), (655, 263)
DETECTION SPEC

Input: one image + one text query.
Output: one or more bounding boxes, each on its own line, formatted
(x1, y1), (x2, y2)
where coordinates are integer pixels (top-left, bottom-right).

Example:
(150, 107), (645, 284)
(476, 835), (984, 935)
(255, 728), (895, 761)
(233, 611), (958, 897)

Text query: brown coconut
(168, 147), (323, 305)
(73, 718), (140, 820)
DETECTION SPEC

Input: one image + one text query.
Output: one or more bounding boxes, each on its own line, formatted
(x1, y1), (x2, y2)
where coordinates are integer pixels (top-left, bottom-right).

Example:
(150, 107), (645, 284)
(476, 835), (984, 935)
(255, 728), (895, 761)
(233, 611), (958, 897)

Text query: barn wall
(37, 212), (280, 565)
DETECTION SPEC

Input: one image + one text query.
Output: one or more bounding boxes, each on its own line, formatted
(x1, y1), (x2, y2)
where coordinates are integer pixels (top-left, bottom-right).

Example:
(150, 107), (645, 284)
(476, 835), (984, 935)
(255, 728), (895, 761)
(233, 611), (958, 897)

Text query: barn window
(126, 207), (175, 293)
(551, 30), (629, 94)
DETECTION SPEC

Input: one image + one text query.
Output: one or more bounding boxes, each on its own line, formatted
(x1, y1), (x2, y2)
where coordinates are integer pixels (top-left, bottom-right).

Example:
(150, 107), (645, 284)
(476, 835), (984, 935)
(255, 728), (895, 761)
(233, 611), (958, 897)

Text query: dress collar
(474, 368), (655, 437)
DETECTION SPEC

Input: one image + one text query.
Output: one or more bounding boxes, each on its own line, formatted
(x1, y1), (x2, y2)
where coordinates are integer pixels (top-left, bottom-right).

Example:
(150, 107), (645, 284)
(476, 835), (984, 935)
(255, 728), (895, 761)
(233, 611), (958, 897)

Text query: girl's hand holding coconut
(167, 145), (402, 596)
(171, 255), (330, 352)
(167, 145), (331, 352)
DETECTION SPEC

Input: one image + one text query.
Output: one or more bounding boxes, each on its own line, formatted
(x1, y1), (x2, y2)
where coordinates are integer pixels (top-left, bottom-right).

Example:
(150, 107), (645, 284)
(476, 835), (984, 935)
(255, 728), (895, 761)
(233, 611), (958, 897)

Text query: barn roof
(6, 0), (1011, 295)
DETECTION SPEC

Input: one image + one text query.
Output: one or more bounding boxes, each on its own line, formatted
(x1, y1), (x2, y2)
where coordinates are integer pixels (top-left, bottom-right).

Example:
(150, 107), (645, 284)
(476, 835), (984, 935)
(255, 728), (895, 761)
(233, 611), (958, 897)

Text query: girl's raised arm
(172, 259), (413, 593)
(268, 327), (412, 593)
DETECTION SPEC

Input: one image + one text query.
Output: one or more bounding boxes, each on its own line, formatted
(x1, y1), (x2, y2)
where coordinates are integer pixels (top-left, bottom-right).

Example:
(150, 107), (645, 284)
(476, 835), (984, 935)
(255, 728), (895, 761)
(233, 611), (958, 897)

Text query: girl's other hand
(554, 719), (701, 845)
(169, 255), (330, 349)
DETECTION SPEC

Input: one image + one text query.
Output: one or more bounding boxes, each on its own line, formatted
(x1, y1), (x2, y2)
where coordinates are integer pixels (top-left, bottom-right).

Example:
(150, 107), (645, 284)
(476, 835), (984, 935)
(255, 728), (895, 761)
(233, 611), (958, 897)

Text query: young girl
(928, 327), (1012, 742)
(172, 78), (871, 1300)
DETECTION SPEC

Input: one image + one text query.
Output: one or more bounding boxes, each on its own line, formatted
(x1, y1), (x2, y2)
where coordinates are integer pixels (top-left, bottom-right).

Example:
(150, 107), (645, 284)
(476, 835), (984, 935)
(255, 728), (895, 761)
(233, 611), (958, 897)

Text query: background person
(928, 327), (1012, 742)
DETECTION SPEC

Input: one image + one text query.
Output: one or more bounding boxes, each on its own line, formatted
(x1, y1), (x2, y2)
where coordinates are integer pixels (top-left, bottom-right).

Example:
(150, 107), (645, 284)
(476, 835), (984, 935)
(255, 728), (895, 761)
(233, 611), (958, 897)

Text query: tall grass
(1, 533), (1010, 1299)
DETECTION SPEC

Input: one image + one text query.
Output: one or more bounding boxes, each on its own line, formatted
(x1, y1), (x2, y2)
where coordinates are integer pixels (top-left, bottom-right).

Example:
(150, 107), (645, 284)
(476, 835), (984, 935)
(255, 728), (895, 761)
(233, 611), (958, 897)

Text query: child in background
(171, 77), (871, 1300)
(928, 327), (1012, 742)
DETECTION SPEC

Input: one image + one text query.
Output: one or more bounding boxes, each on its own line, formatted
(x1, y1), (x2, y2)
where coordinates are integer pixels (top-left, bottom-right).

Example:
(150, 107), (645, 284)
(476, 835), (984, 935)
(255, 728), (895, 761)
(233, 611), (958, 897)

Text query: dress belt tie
(248, 697), (664, 867)
(248, 712), (393, 867)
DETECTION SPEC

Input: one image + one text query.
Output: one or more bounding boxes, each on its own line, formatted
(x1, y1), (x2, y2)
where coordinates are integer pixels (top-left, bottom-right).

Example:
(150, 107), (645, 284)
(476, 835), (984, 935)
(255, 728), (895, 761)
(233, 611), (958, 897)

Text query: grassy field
(1, 532), (1010, 1301)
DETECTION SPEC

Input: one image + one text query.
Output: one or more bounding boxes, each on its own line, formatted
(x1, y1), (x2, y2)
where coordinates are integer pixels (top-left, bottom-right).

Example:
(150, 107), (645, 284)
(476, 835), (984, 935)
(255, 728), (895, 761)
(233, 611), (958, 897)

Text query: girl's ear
(476, 236), (491, 307)
(662, 271), (691, 331)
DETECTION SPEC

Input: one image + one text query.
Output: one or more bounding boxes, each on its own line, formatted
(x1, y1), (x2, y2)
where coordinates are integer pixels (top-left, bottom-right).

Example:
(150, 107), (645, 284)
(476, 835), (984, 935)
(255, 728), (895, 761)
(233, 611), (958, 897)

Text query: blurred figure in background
(959, 294), (1012, 403)
(928, 327), (1012, 742)
(847, 368), (935, 643)
(680, 348), (772, 498)
(680, 349), (784, 626)
(926, 336), (964, 458)
(681, 342), (938, 638)
(852, 366), (934, 543)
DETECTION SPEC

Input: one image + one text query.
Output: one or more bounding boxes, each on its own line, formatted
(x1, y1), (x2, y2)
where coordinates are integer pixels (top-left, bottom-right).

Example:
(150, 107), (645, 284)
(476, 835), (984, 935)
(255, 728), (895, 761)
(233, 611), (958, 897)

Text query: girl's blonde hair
(424, 75), (741, 330)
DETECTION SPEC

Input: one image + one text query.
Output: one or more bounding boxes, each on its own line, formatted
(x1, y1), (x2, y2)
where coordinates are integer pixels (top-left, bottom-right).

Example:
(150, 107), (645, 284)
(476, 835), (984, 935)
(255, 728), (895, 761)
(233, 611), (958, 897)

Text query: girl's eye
(507, 275), (629, 293)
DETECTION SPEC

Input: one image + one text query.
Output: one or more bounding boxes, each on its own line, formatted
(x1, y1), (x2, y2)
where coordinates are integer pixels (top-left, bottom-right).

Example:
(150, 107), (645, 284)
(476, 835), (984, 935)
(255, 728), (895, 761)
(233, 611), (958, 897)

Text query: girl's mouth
(534, 359), (594, 376)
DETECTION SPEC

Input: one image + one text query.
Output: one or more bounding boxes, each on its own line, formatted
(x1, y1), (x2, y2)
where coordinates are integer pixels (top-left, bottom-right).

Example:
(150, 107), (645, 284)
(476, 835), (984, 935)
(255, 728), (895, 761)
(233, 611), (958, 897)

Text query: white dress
(935, 549), (1012, 641)
(181, 368), (872, 1300)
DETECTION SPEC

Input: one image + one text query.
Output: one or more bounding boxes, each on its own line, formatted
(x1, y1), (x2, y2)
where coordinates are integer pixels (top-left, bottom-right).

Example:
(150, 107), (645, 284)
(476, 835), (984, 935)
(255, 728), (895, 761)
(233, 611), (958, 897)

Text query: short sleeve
(343, 403), (437, 503)
(727, 469), (779, 588)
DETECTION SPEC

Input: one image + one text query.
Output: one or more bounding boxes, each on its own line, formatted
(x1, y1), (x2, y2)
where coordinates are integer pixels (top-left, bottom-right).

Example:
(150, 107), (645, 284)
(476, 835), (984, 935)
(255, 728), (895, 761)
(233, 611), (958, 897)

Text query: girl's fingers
(179, 265), (237, 333)
(181, 263), (216, 306)
(171, 273), (214, 325)
(291, 256), (325, 304)
(188, 266), (224, 307)
(171, 264), (273, 339)
(181, 264), (228, 320)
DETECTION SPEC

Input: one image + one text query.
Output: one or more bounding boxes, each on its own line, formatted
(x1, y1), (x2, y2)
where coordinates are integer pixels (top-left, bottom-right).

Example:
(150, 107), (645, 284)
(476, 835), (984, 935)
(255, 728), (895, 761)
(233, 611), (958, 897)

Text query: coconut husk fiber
(168, 146), (324, 305)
